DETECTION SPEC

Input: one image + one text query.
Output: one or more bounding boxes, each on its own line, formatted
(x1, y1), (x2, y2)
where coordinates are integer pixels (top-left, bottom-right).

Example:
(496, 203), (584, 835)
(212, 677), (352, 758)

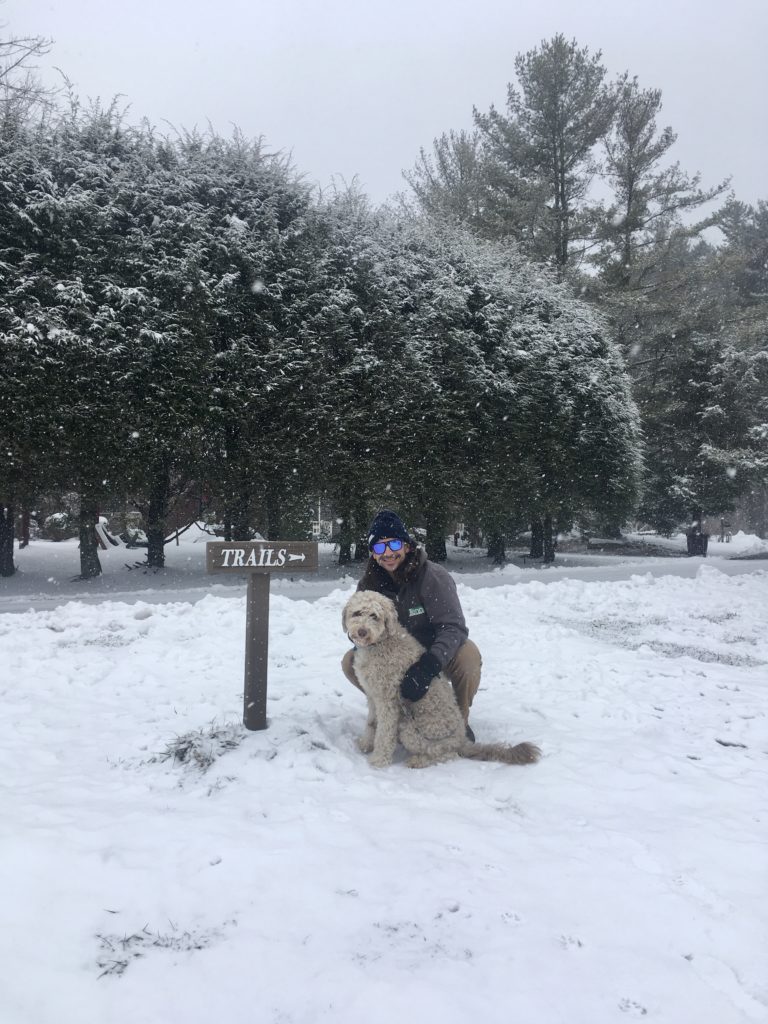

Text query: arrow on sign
(287, 553), (306, 562)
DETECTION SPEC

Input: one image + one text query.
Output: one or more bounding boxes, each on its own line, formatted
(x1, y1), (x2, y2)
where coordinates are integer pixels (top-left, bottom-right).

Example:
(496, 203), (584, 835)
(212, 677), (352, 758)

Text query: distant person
(342, 509), (481, 739)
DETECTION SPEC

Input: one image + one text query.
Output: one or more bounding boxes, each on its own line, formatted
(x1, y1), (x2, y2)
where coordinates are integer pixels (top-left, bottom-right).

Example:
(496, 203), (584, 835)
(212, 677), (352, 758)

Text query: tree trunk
(466, 522), (482, 548)
(337, 508), (353, 565)
(146, 463), (170, 568)
(265, 488), (283, 541)
(598, 519), (623, 540)
(352, 501), (369, 561)
(233, 507), (251, 540)
(486, 531), (506, 565)
(425, 510), (447, 562)
(19, 508), (30, 548)
(543, 514), (556, 563)
(78, 495), (102, 579)
(530, 519), (544, 559)
(0, 504), (15, 577)
(745, 485), (767, 539)
(221, 481), (251, 541)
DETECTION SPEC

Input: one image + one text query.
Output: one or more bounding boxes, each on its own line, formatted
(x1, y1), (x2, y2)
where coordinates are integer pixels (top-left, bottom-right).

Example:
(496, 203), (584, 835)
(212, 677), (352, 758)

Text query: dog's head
(342, 591), (400, 647)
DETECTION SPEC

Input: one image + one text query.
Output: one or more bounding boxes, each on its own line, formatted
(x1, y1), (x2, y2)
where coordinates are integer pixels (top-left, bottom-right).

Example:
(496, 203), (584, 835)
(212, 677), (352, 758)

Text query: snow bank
(1, 567), (766, 1023)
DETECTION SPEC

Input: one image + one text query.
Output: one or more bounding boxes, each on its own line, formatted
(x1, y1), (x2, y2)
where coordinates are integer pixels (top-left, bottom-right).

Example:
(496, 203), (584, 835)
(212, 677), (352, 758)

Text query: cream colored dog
(343, 590), (541, 769)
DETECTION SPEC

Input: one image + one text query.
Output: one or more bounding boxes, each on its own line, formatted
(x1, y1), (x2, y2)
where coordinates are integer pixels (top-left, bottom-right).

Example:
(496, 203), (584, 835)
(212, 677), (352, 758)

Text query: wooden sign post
(207, 541), (319, 730)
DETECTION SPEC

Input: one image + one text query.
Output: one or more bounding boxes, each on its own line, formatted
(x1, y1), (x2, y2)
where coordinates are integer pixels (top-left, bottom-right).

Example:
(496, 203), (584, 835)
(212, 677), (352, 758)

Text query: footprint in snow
(618, 998), (648, 1016)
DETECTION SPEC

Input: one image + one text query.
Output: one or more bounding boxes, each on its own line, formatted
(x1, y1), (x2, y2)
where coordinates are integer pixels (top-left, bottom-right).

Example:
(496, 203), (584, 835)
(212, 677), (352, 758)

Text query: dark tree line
(9, 31), (761, 581)
(0, 93), (641, 577)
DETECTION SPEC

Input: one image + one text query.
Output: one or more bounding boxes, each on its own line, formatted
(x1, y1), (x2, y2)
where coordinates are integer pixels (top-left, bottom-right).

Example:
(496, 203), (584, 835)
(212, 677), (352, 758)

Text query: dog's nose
(357, 627), (368, 638)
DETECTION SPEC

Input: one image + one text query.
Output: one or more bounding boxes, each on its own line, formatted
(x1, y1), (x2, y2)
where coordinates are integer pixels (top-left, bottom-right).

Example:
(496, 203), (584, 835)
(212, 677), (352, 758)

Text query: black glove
(400, 651), (442, 703)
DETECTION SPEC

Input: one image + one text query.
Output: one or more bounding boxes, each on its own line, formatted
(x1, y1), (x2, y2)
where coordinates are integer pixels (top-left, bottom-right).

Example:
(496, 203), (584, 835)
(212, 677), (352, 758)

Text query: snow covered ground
(1, 529), (766, 1024)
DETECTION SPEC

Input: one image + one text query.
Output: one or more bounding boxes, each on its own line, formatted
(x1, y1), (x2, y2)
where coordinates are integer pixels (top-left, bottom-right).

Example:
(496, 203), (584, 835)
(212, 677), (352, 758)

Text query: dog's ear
(342, 595), (360, 633)
(382, 597), (400, 636)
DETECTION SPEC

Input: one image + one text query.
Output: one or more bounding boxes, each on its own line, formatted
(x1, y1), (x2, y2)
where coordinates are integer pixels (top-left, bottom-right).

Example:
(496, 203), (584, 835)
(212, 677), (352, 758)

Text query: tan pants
(341, 639), (482, 723)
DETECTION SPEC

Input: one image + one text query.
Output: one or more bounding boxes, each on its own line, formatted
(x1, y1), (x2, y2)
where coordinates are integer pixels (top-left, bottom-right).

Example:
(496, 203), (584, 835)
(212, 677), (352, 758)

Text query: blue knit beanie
(367, 509), (412, 549)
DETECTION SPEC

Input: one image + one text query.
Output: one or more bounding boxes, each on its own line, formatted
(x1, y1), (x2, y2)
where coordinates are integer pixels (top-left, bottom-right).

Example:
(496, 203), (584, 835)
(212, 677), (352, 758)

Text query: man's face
(371, 537), (408, 573)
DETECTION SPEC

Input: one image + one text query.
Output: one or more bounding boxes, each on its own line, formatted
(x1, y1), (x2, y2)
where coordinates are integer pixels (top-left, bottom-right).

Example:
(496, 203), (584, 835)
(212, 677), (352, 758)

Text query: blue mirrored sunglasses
(371, 538), (405, 555)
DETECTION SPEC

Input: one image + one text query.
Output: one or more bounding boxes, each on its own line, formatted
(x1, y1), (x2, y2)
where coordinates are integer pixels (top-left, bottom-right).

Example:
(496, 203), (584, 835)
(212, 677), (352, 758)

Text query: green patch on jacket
(408, 605), (426, 617)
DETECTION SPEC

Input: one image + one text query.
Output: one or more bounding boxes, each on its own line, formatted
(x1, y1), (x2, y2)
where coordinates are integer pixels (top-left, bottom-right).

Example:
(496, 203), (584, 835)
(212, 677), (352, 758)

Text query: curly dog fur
(343, 591), (541, 769)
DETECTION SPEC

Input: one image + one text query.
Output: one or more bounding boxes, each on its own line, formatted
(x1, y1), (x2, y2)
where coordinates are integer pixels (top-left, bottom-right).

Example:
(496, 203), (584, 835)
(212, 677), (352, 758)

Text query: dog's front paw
(357, 735), (374, 754)
(405, 755), (430, 769)
(368, 753), (393, 769)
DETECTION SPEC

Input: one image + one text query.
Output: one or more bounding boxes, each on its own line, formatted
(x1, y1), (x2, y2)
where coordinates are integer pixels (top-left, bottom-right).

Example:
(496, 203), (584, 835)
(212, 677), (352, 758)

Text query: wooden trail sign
(207, 541), (319, 730)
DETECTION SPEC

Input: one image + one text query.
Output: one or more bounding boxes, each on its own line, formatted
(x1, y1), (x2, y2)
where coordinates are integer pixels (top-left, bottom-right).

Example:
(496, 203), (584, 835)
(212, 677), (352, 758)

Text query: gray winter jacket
(357, 547), (468, 667)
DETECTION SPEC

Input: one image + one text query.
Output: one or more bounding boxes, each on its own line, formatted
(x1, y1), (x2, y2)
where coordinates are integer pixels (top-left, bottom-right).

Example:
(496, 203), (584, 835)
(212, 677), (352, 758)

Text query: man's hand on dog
(399, 651), (441, 702)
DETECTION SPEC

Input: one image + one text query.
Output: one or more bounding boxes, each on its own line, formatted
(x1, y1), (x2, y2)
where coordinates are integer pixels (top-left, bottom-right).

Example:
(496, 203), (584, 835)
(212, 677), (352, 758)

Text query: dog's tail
(459, 740), (541, 765)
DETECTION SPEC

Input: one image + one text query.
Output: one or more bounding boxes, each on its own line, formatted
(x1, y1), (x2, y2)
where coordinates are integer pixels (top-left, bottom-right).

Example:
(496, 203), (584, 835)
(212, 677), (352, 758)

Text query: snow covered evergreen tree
(708, 200), (768, 535)
(0, 102), (136, 577)
(174, 132), (315, 543)
(104, 127), (311, 560)
(0, 117), (51, 574)
(610, 224), (767, 535)
(299, 205), (641, 563)
(473, 35), (615, 276)
(2, 81), (643, 573)
(402, 129), (495, 234)
(594, 76), (728, 288)
(585, 92), (757, 534)
(408, 226), (641, 559)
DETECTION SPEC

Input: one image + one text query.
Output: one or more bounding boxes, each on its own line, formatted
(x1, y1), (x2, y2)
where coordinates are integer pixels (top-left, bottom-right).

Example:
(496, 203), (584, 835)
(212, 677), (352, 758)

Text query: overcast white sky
(3, 0), (766, 206)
